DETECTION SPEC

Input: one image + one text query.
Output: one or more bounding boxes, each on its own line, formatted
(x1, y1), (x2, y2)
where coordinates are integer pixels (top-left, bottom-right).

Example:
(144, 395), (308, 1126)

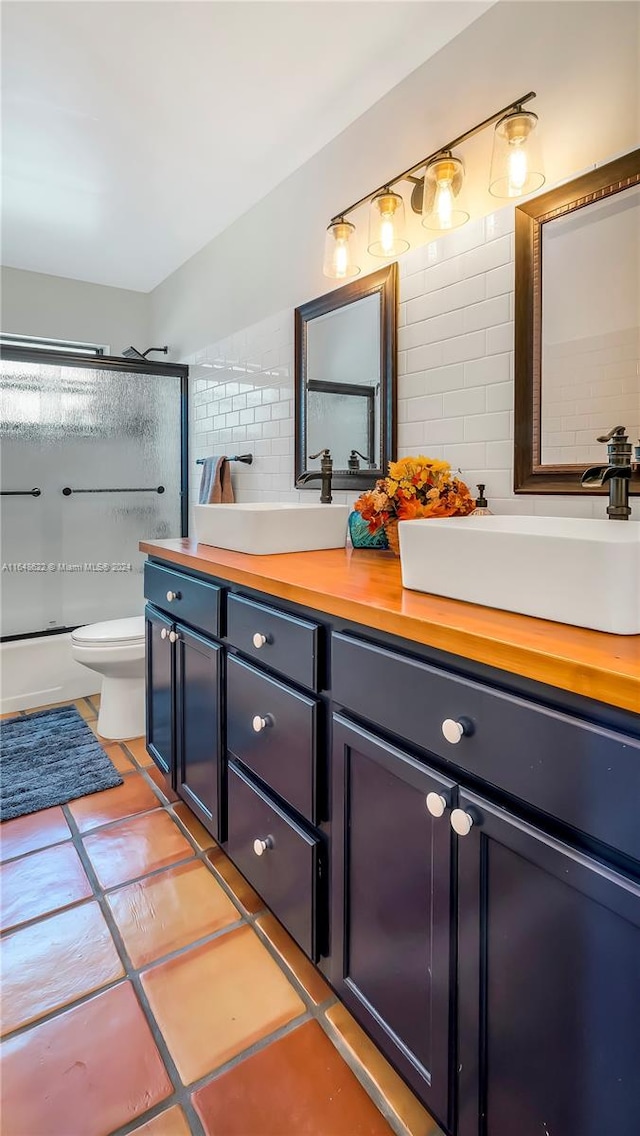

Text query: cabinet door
(456, 790), (640, 1136)
(331, 715), (456, 1130)
(145, 604), (174, 779)
(175, 623), (223, 841)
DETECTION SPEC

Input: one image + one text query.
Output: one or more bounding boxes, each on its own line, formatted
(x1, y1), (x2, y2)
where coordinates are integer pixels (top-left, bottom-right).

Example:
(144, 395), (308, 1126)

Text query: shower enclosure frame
(0, 345), (189, 642)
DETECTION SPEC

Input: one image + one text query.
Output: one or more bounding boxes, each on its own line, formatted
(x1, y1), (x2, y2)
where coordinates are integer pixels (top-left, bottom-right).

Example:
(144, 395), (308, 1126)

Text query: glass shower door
(0, 356), (185, 638)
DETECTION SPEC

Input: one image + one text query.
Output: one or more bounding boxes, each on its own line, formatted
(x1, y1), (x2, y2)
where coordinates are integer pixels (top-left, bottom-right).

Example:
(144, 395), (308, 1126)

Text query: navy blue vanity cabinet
(331, 715), (457, 1131)
(455, 789), (640, 1136)
(144, 560), (221, 639)
(143, 552), (640, 1136)
(227, 762), (324, 959)
(145, 604), (174, 778)
(175, 625), (224, 840)
(223, 591), (327, 959)
(227, 654), (319, 823)
(144, 559), (226, 842)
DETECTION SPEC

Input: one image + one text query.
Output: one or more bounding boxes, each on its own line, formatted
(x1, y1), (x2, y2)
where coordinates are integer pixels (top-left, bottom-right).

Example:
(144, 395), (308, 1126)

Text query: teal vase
(348, 511), (389, 550)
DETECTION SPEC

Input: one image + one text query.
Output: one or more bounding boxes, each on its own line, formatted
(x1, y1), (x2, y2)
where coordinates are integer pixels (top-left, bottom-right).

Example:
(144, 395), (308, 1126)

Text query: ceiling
(1, 1), (491, 292)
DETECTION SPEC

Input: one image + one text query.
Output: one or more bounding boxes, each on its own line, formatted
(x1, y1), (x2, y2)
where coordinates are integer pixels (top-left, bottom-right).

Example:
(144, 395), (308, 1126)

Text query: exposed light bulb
(507, 144), (528, 194)
(489, 109), (544, 198)
(333, 239), (348, 278)
(422, 154), (468, 232)
(380, 217), (395, 254)
(367, 189), (409, 258)
(434, 179), (454, 229)
(323, 219), (359, 279)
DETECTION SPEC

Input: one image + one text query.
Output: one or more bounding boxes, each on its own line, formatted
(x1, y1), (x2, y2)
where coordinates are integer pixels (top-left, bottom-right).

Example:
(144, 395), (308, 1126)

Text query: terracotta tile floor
(0, 698), (444, 1136)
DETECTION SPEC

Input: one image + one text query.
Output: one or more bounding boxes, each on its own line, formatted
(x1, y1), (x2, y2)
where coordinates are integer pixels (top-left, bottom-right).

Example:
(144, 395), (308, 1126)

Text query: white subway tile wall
(187, 207), (616, 524)
(541, 327), (640, 465)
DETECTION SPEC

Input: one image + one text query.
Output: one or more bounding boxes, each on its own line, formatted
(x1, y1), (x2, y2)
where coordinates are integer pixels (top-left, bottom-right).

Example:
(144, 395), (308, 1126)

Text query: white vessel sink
(399, 515), (640, 634)
(193, 501), (349, 555)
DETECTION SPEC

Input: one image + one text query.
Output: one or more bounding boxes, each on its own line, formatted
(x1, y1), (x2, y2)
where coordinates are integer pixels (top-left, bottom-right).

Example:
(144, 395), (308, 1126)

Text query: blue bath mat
(0, 705), (124, 821)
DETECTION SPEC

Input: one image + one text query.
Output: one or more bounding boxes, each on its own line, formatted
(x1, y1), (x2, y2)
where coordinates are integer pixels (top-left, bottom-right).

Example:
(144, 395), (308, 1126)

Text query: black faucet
(298, 448), (333, 503)
(581, 426), (633, 520)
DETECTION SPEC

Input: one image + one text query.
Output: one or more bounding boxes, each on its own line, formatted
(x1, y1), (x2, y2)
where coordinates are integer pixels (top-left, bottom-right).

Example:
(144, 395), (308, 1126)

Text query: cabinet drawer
(227, 593), (319, 691)
(226, 763), (323, 960)
(227, 656), (318, 823)
(144, 561), (221, 638)
(332, 632), (640, 862)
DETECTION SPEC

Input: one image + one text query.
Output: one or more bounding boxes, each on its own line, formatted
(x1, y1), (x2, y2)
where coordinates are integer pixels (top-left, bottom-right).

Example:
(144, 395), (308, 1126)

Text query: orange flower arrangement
(354, 456), (474, 552)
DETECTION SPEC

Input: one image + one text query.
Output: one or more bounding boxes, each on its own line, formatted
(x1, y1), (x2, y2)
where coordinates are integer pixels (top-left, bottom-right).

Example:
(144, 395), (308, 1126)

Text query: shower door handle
(1, 488), (41, 497)
(62, 486), (165, 496)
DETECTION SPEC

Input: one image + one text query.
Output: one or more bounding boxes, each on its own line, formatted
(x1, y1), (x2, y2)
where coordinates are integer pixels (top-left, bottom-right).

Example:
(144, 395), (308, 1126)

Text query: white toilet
(71, 615), (146, 740)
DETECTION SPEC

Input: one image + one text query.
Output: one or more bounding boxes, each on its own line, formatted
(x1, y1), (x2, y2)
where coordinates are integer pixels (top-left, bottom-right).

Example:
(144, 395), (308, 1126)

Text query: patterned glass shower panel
(1, 359), (183, 637)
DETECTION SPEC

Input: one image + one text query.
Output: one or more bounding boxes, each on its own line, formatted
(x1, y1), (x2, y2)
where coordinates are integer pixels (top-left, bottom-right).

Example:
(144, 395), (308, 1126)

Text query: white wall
(188, 205), (623, 523)
(1, 266), (150, 354)
(151, 1), (640, 358)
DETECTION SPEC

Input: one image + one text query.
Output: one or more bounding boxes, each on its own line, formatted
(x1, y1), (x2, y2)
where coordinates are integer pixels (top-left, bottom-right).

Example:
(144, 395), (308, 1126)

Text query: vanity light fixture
(322, 91), (541, 277)
(368, 188), (410, 257)
(489, 107), (544, 198)
(323, 218), (360, 279)
(421, 153), (470, 231)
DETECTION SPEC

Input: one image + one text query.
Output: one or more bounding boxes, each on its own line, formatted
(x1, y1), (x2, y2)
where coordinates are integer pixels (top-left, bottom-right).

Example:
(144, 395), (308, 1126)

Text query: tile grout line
(61, 801), (208, 1136)
(63, 792), (340, 1136)
(61, 782), (341, 1133)
(1, 846), (200, 932)
(0, 913), (248, 1046)
(1, 893), (95, 939)
(0, 832), (80, 868)
(3, 717), (431, 1136)
(319, 1015), (416, 1136)
(128, 779), (422, 1135)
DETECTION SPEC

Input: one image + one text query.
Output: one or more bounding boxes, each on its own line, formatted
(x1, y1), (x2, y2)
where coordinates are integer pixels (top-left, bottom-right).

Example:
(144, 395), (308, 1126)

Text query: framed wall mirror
(514, 149), (640, 493)
(295, 263), (397, 491)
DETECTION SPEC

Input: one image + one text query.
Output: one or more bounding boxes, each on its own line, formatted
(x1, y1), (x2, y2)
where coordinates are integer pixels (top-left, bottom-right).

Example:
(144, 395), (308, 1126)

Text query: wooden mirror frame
(514, 149), (640, 494)
(294, 263), (397, 491)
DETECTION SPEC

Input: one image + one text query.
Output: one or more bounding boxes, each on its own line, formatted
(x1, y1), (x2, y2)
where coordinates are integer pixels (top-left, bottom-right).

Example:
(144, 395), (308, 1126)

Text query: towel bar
(196, 454), (253, 465)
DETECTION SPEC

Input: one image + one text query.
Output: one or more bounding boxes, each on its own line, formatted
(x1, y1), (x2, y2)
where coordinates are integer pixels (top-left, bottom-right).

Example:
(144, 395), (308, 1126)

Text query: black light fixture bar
(330, 91), (537, 224)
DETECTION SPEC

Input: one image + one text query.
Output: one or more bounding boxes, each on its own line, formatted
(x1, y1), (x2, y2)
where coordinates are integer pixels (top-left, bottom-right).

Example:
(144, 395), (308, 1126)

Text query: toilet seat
(71, 615), (145, 648)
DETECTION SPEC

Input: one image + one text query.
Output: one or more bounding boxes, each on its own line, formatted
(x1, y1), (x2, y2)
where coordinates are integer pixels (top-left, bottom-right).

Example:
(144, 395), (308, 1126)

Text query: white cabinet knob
(166, 590), (178, 602)
(425, 792), (447, 818)
(450, 809), (474, 837)
(441, 718), (467, 745)
(160, 627), (168, 640)
(168, 630), (179, 644)
(253, 836), (273, 856)
(252, 714), (272, 733)
(252, 632), (267, 649)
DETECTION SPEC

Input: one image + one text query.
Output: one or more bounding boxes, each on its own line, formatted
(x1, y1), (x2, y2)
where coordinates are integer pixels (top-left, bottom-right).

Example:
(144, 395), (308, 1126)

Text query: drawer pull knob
(160, 628), (168, 640)
(252, 714), (273, 733)
(426, 792), (447, 818)
(450, 809), (474, 837)
(253, 836), (274, 856)
(252, 632), (268, 649)
(168, 630), (180, 644)
(166, 590), (179, 602)
(441, 718), (469, 745)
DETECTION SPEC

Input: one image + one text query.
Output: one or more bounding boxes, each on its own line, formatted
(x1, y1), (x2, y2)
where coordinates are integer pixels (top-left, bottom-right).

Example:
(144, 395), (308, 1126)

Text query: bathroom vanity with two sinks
(140, 537), (640, 1136)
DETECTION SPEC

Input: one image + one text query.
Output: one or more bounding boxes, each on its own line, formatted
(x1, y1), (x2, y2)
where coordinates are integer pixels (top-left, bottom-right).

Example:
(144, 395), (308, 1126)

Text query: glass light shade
(489, 109), (545, 198)
(367, 189), (409, 257)
(323, 219), (360, 279)
(422, 154), (470, 231)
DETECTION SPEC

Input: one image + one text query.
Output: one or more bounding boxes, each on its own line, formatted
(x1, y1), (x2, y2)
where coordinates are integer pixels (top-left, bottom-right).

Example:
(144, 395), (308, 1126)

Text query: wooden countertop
(140, 539), (640, 714)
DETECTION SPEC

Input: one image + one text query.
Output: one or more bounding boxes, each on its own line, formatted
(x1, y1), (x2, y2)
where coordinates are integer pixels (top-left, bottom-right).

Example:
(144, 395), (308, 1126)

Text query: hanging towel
(198, 457), (235, 504)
